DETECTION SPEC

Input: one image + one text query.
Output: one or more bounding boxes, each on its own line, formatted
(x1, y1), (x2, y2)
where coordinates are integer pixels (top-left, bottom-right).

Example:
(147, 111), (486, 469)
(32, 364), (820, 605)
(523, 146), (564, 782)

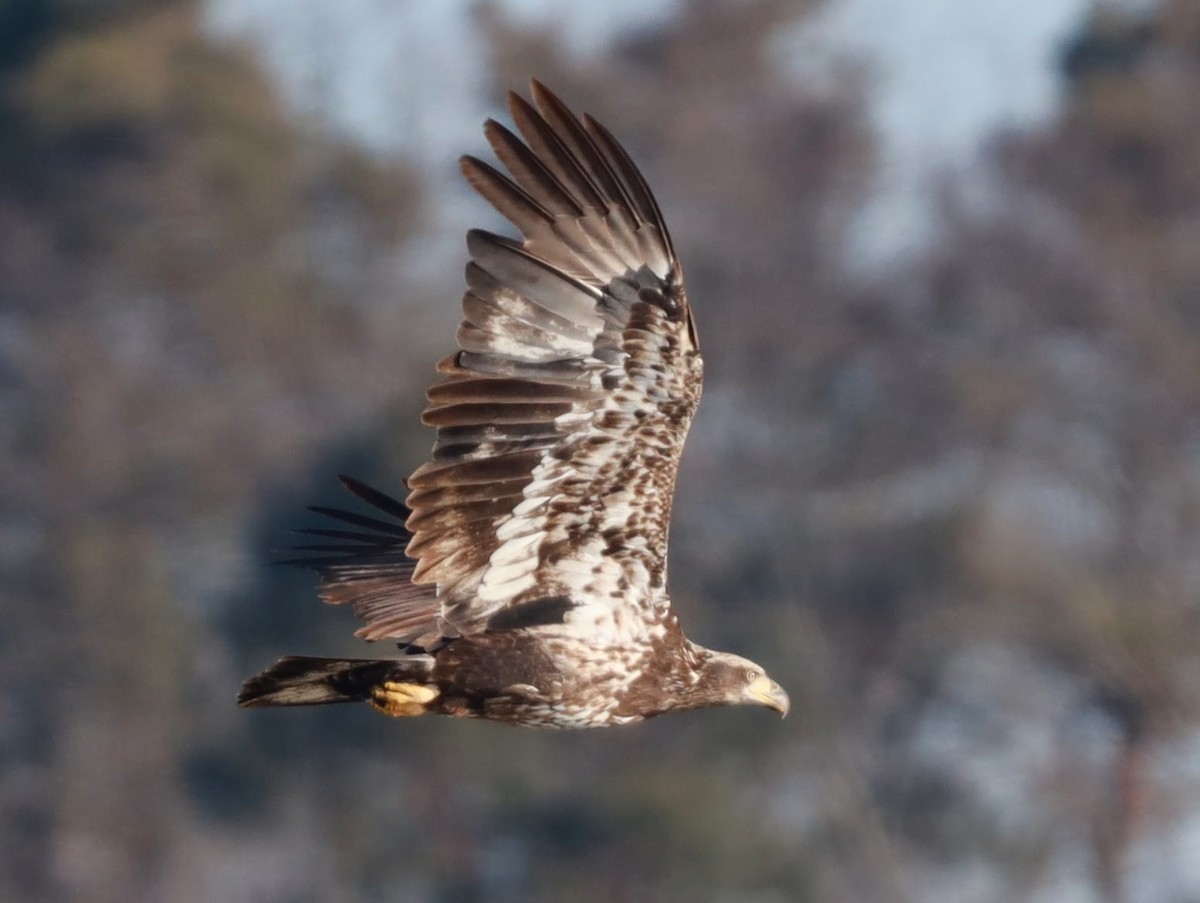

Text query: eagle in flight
(239, 81), (789, 728)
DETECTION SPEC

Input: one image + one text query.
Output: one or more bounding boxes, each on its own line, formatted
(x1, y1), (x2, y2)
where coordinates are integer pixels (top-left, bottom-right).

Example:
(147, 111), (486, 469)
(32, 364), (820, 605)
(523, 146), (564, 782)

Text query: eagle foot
(369, 681), (440, 718)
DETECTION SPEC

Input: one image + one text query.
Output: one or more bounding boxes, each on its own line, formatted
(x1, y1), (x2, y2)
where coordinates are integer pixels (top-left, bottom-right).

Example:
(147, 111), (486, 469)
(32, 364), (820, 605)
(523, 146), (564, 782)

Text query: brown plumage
(239, 81), (789, 728)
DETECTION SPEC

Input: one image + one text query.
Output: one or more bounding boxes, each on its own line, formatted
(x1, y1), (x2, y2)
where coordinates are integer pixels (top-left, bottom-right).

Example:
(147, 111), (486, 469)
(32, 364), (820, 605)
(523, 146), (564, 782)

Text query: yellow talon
(369, 681), (440, 717)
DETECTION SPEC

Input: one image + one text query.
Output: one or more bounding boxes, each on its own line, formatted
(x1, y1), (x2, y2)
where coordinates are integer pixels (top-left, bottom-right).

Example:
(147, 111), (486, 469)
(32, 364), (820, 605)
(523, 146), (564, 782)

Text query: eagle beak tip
(773, 688), (791, 719)
(748, 675), (790, 718)
(767, 679), (790, 718)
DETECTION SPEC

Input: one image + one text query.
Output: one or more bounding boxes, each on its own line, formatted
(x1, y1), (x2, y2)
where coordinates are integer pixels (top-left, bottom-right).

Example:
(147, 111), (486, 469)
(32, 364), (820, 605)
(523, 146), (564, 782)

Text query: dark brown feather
(464, 262), (595, 333)
(481, 118), (583, 216)
(507, 92), (608, 213)
(466, 230), (601, 320)
(530, 81), (641, 244)
(459, 155), (556, 229)
(427, 377), (589, 405)
(408, 451), (547, 489)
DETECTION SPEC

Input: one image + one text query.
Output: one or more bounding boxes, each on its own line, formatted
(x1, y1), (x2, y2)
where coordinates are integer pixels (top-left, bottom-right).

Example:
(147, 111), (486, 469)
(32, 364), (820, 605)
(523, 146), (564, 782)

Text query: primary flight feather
(239, 81), (789, 728)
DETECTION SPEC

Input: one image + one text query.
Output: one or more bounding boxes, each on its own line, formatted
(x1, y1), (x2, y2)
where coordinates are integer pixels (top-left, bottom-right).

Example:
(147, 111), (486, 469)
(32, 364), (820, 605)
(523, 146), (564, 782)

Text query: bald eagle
(238, 82), (789, 728)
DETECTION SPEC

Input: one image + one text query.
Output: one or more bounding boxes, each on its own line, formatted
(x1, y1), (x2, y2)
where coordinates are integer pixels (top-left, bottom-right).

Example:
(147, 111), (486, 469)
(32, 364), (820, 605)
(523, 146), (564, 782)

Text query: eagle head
(697, 651), (790, 717)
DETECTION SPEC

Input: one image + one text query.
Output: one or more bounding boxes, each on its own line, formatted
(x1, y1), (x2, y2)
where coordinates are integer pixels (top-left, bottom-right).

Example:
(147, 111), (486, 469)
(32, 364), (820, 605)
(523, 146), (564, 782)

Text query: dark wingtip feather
(272, 476), (416, 569)
(337, 474), (412, 520)
(305, 505), (407, 536)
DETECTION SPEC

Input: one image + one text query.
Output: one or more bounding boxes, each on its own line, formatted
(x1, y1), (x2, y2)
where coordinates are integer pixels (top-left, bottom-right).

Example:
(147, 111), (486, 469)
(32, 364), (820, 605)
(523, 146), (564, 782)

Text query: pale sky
(202, 0), (1148, 269)
(781, 0), (1093, 264)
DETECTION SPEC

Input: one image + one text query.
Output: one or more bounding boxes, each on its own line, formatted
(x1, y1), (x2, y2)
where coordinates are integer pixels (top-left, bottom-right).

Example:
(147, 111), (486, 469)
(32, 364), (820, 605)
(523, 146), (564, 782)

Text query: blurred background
(3, 0), (1199, 900)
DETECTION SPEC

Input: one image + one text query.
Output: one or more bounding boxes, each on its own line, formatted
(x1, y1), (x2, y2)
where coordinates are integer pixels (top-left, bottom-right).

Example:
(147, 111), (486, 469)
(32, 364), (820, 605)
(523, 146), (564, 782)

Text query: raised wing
(404, 81), (703, 643)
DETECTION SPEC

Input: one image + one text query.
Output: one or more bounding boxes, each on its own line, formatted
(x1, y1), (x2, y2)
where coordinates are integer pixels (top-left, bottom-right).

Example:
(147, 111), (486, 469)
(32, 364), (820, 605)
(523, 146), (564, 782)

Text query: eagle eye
(745, 668), (760, 683)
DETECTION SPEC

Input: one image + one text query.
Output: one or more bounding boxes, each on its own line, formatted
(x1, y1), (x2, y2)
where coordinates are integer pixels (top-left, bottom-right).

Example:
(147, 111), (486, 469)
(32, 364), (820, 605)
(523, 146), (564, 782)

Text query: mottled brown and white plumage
(239, 81), (789, 728)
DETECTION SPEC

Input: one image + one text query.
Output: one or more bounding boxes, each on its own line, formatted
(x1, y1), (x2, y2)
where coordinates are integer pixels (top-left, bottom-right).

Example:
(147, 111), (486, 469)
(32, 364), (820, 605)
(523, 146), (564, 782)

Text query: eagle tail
(237, 655), (437, 714)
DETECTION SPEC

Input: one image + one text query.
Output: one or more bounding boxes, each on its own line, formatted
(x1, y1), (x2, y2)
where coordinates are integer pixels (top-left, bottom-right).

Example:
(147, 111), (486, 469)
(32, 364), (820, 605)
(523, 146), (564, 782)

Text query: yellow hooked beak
(748, 673), (790, 718)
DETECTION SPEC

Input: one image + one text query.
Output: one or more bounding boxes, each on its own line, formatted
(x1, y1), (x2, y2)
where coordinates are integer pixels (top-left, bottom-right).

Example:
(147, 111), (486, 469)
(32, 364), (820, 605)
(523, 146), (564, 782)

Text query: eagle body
(427, 625), (683, 728)
(239, 82), (789, 729)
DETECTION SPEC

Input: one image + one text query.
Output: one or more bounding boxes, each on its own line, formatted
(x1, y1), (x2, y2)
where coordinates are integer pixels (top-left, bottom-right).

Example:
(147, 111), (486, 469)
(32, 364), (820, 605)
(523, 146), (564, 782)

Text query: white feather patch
(489, 530), (544, 564)
(477, 568), (538, 603)
(511, 496), (549, 517)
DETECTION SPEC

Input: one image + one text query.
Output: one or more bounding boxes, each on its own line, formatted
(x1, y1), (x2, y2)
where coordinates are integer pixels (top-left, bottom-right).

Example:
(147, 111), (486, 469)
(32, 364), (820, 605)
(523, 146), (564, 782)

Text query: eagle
(238, 81), (790, 728)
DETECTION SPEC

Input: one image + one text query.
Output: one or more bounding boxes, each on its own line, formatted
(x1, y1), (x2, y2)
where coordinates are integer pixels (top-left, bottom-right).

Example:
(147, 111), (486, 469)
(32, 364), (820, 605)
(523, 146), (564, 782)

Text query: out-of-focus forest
(5, 0), (1200, 900)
